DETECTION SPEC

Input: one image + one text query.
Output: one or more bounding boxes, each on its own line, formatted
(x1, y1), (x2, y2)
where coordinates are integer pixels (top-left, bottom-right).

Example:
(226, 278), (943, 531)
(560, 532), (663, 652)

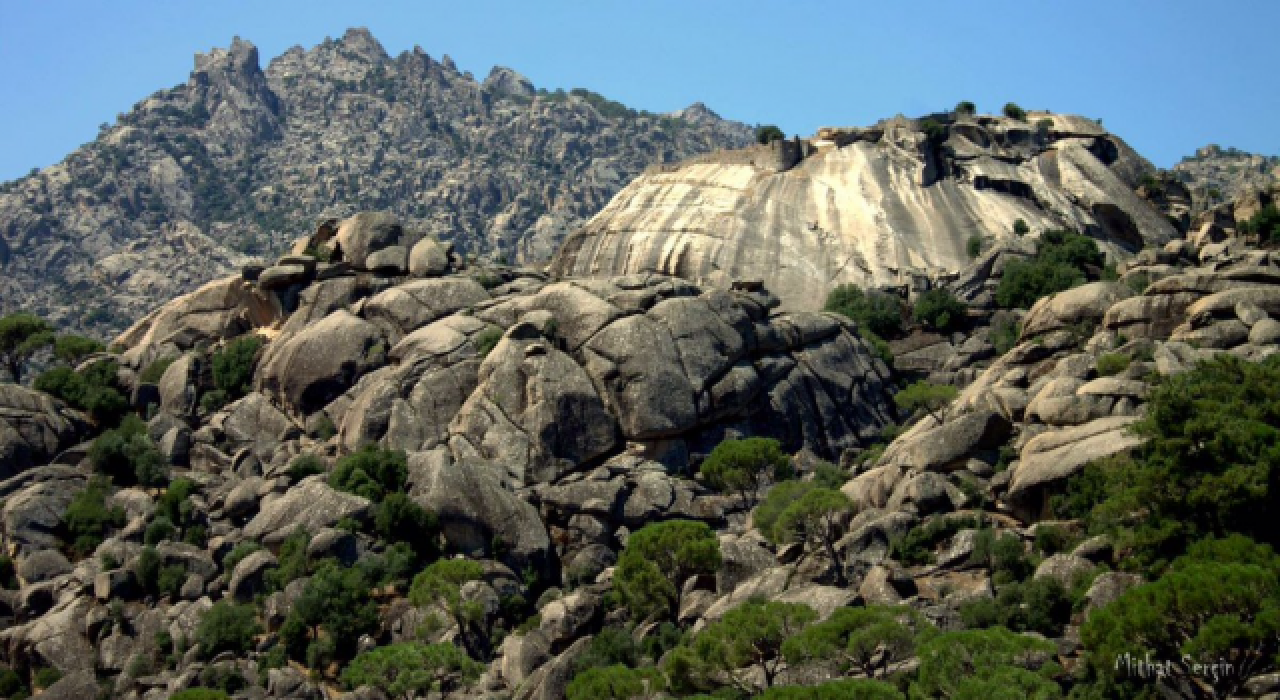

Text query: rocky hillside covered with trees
(4, 184), (1280, 698)
(0, 28), (752, 337)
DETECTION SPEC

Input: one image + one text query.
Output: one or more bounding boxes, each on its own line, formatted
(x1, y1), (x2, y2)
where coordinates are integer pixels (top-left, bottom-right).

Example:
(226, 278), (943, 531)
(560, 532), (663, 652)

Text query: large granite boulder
(330, 211), (407, 271)
(0, 385), (85, 478)
(256, 310), (386, 416)
(407, 449), (551, 575)
(242, 477), (372, 543)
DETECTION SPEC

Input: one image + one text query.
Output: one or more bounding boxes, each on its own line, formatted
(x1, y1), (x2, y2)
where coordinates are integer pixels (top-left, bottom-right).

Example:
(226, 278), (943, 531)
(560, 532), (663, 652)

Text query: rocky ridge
(0, 28), (752, 337)
(0, 210), (899, 697)
(551, 111), (1181, 311)
(1172, 143), (1280, 213)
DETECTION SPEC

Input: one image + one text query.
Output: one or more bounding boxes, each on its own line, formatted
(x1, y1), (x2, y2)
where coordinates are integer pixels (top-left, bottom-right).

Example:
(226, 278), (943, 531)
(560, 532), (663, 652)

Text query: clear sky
(1, 0), (1276, 181)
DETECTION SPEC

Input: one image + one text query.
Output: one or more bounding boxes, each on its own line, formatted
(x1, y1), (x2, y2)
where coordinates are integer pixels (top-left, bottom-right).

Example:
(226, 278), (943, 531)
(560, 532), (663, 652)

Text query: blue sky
(1, 0), (1276, 181)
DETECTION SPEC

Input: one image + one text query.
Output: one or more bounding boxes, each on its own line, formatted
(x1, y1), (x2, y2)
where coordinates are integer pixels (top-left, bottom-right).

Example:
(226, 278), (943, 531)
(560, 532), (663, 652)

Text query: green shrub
(894, 380), (958, 423)
(1067, 354), (1280, 574)
(374, 492), (439, 558)
(955, 101), (976, 116)
(920, 118), (947, 144)
(859, 329), (894, 367)
(995, 230), (1103, 309)
(329, 445), (408, 502)
(753, 480), (818, 542)
(1033, 525), (1076, 556)
(969, 529), (1035, 583)
(342, 642), (483, 699)
(199, 389), (228, 413)
(1081, 538), (1280, 697)
(312, 414), (337, 440)
(211, 335), (262, 399)
(267, 530), (309, 591)
(755, 125), (786, 145)
(198, 666), (247, 695)
(996, 259), (1083, 310)
(1035, 118), (1054, 136)
(280, 560), (380, 668)
(699, 437), (793, 504)
(221, 541), (262, 574)
(0, 556), (17, 589)
(615, 520), (721, 623)
(0, 668), (25, 697)
(913, 288), (967, 332)
(474, 327), (503, 358)
(1012, 218), (1030, 236)
(34, 359), (128, 426)
(138, 356), (176, 384)
(966, 234), (983, 258)
(286, 454), (325, 484)
(157, 564), (187, 599)
(573, 627), (639, 673)
(1095, 352), (1130, 377)
(33, 667), (61, 688)
(1240, 203), (1280, 242)
(88, 414), (167, 487)
(1002, 102), (1027, 121)
(196, 601), (261, 659)
(63, 476), (126, 558)
(892, 516), (981, 566)
(824, 285), (904, 338)
(170, 689), (230, 700)
(144, 517), (176, 545)
(0, 312), (53, 383)
(990, 318), (1021, 354)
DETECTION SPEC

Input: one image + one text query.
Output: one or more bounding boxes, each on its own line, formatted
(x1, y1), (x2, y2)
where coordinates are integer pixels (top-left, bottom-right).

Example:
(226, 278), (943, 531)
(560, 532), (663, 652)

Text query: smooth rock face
(552, 113), (1176, 310)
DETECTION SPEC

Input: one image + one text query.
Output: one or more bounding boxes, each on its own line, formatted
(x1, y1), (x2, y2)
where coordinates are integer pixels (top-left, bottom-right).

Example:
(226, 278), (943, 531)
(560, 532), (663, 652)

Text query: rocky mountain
(4, 190), (1280, 697)
(551, 112), (1182, 311)
(0, 28), (752, 337)
(1172, 143), (1280, 213)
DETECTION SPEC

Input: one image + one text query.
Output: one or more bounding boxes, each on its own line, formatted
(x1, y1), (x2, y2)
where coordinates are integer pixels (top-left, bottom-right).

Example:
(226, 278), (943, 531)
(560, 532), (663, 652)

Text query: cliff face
(0, 29), (752, 336)
(551, 112), (1179, 310)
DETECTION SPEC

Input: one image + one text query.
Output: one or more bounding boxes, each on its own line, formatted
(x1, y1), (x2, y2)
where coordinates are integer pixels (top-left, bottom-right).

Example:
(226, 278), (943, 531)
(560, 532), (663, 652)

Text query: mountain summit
(0, 30), (752, 335)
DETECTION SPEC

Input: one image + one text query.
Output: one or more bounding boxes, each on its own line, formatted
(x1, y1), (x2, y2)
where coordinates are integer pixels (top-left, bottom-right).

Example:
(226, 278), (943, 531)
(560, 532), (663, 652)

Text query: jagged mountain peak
(0, 32), (753, 336)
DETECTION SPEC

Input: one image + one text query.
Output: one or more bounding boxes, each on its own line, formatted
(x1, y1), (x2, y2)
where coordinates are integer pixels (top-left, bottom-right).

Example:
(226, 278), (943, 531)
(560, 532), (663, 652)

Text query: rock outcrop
(551, 113), (1178, 310)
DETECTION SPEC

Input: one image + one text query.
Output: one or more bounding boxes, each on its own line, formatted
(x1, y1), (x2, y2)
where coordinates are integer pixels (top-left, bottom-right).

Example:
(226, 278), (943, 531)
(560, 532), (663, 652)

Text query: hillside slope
(0, 29), (751, 335)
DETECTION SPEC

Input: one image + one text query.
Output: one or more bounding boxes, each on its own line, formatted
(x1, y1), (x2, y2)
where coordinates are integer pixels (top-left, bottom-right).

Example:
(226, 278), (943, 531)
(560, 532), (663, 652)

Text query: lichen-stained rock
(362, 277), (490, 339)
(407, 449), (551, 574)
(0, 595), (96, 673)
(583, 313), (697, 439)
(221, 392), (297, 459)
(256, 309), (386, 416)
(877, 410), (1011, 472)
(242, 477), (371, 543)
(0, 385), (85, 478)
(0, 467), (88, 554)
(552, 113), (1175, 312)
(450, 323), (618, 486)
